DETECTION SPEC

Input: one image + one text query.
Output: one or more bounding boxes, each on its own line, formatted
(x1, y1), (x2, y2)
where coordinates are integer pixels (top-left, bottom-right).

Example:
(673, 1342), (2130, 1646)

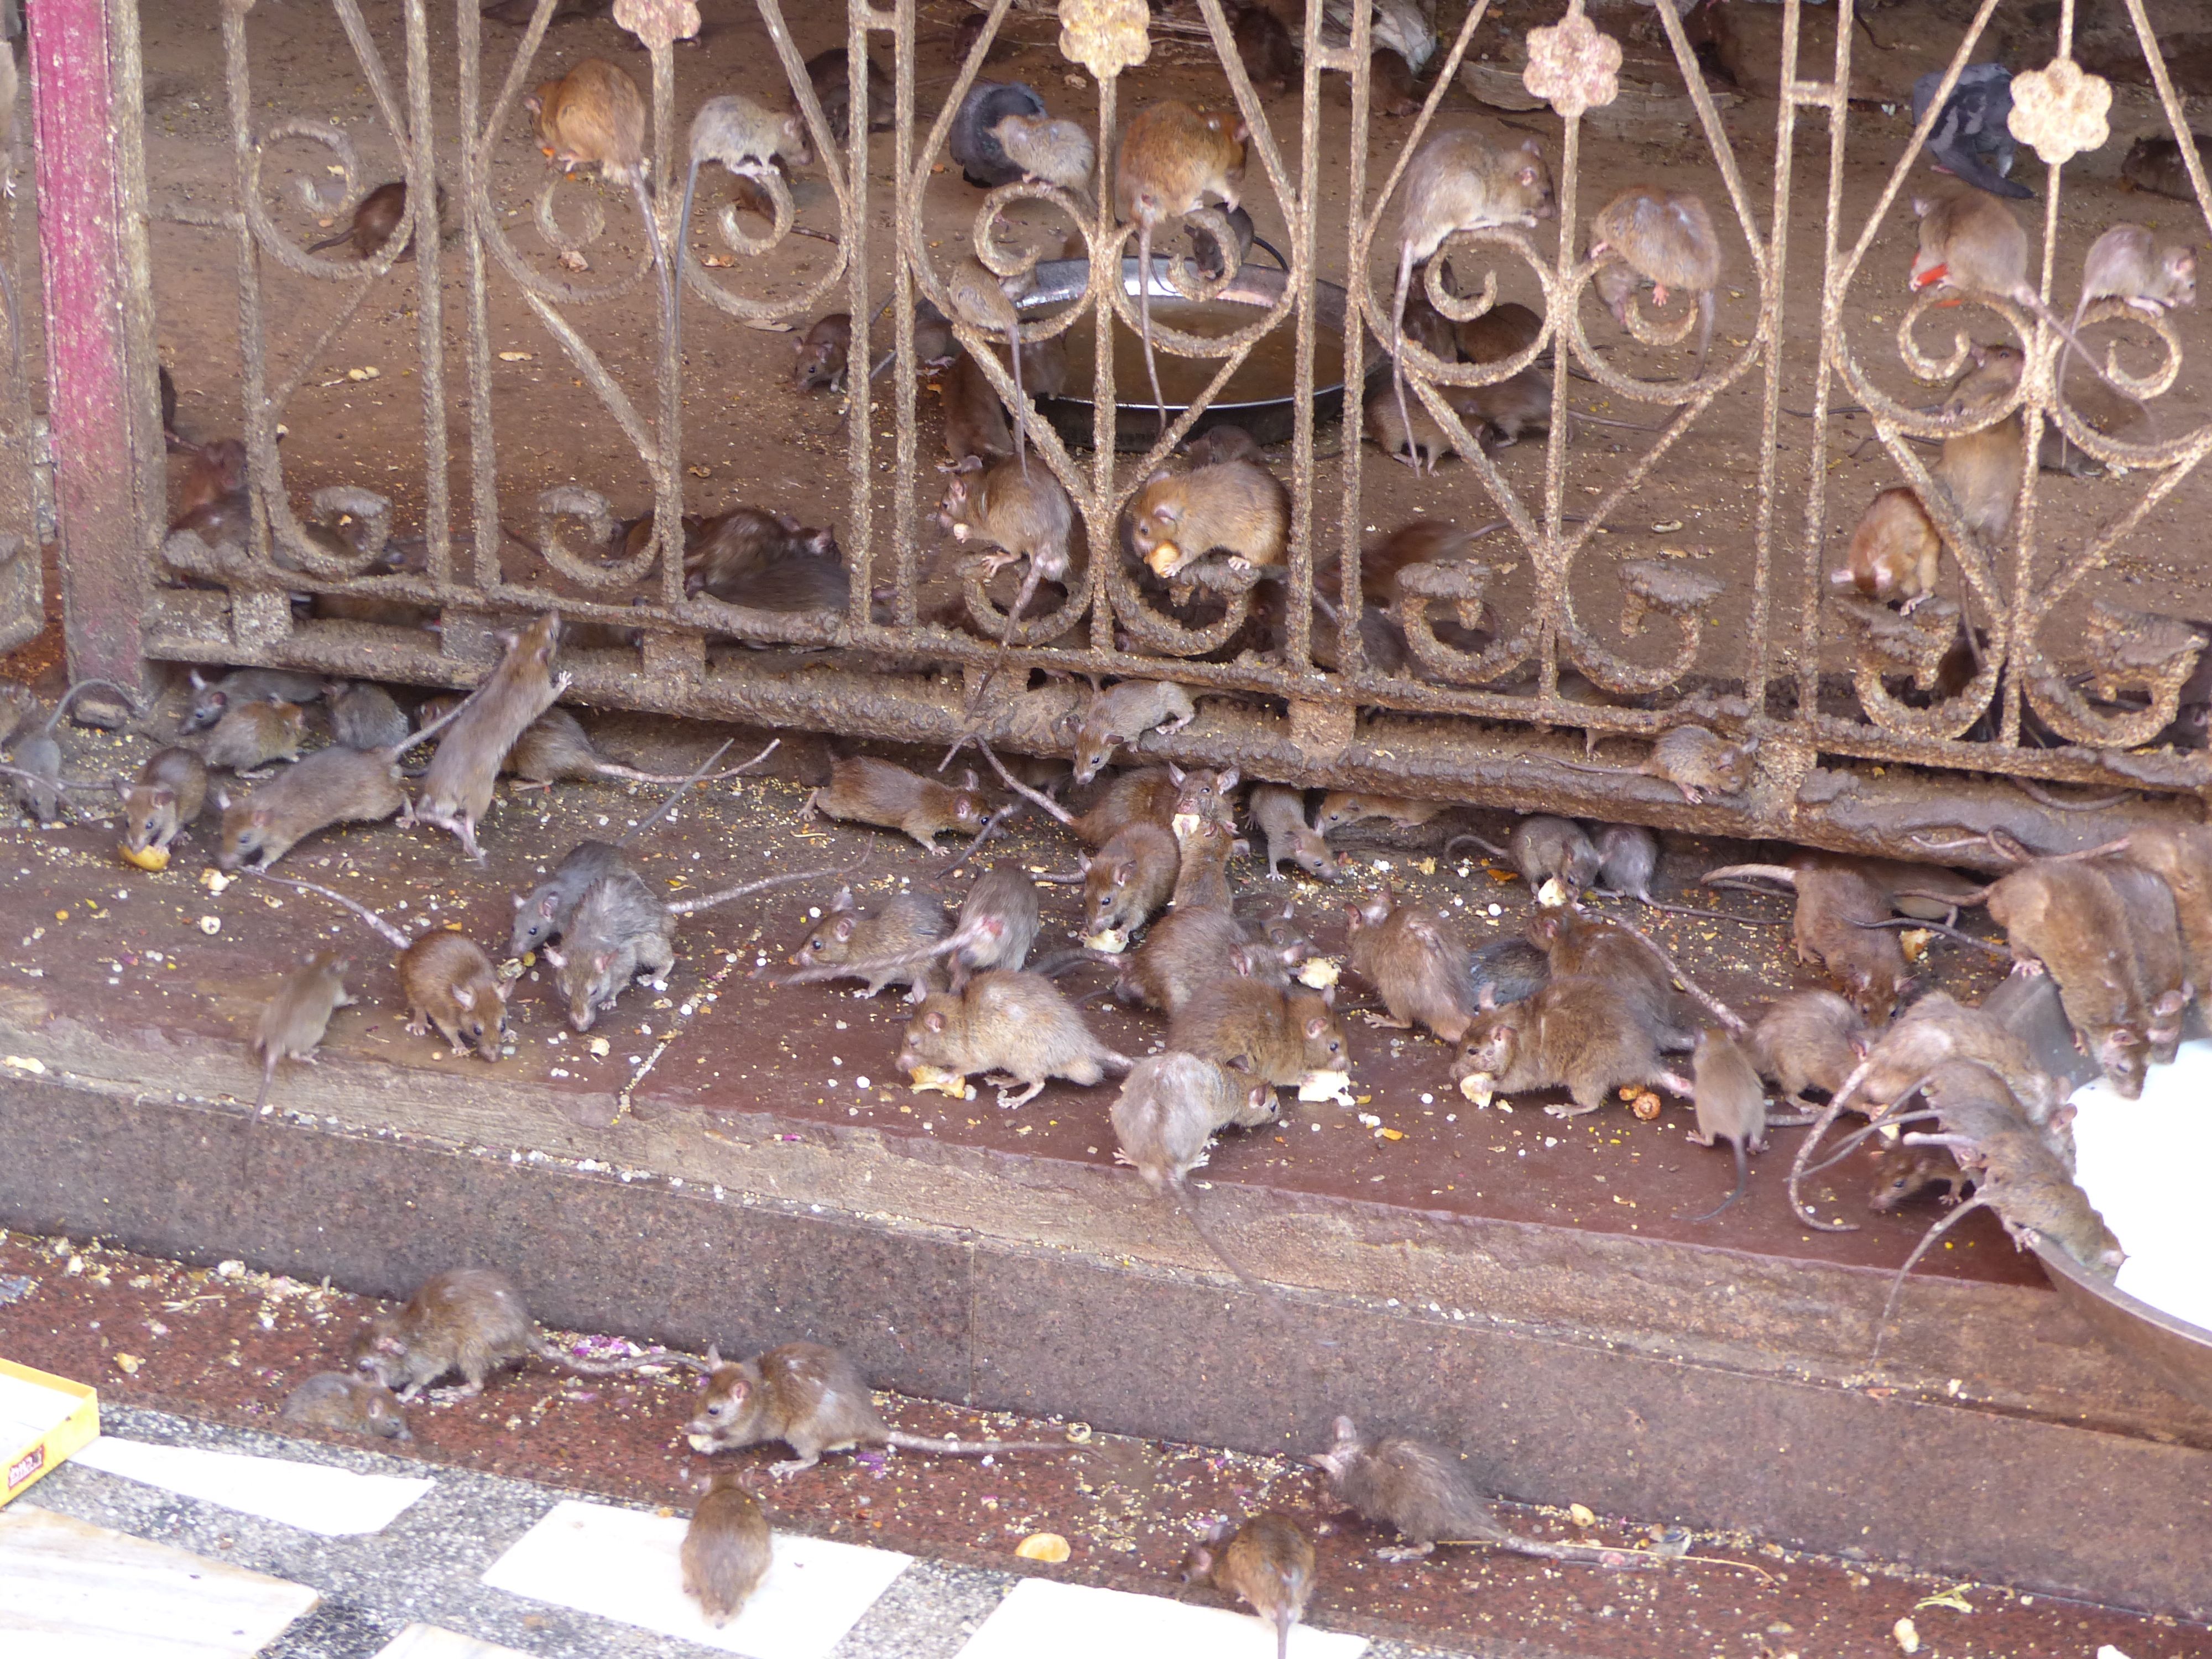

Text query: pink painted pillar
(27, 0), (159, 696)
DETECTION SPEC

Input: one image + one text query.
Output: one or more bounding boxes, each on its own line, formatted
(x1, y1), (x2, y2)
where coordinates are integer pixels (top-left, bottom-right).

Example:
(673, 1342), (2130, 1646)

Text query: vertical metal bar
(1088, 69), (1119, 655)
(404, 0), (452, 587)
(27, 0), (159, 694)
(648, 38), (682, 609)
(1741, 0), (1801, 716)
(889, 0), (917, 628)
(1538, 114), (1582, 702)
(1797, 0), (1854, 728)
(459, 0), (502, 591)
(843, 1), (880, 628)
(1333, 1), (1370, 675)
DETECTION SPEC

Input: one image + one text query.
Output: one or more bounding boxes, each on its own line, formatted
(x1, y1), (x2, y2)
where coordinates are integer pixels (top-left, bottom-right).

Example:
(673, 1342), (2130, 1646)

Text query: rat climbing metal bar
(66, 0), (2212, 857)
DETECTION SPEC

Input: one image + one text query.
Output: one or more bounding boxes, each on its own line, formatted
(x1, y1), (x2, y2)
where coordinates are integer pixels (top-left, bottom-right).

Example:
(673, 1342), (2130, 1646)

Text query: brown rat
(398, 931), (509, 1061)
(1072, 765), (1182, 846)
(1181, 423), (1262, 468)
(1076, 820), (1180, 940)
(682, 1469), (771, 1627)
(1750, 989), (1869, 1111)
(327, 682), (411, 752)
(216, 747), (406, 871)
(282, 1372), (410, 1441)
(505, 709), (773, 791)
(195, 699), (306, 773)
(670, 92), (814, 357)
(1181, 1511), (1315, 1659)
(1112, 1051), (1281, 1295)
(804, 754), (992, 851)
(1983, 862), (2148, 1096)
(949, 79), (1048, 188)
(1452, 969), (1694, 1115)
(786, 885), (951, 1000)
(525, 59), (671, 326)
(2096, 858), (2190, 1066)
(684, 1340), (1069, 1476)
(1447, 815), (1599, 893)
(1170, 977), (1347, 1090)
(1316, 792), (1445, 837)
(1933, 342), (2026, 547)
(1250, 783), (1343, 881)
(791, 312), (852, 394)
(1125, 458), (1287, 581)
(1113, 100), (1249, 432)
(1453, 299), (1545, 367)
(1908, 190), (2133, 398)
(1363, 376), (1465, 474)
(896, 967), (1131, 1107)
(1308, 1416), (1653, 1568)
(404, 612), (568, 860)
(940, 347), (1014, 473)
(252, 951), (353, 1113)
(2067, 222), (2197, 394)
(1683, 1029), (1767, 1220)
(1386, 132), (1556, 469)
(936, 452), (1073, 702)
(1589, 184), (1723, 377)
(1164, 811), (1239, 912)
(2120, 134), (2210, 201)
(1114, 906), (1267, 1015)
(790, 865), (1039, 995)
(302, 179), (445, 263)
(121, 746), (210, 855)
(1344, 887), (1477, 1041)
(171, 437), (246, 524)
(990, 111), (1095, 200)
(1068, 679), (1197, 785)
(1868, 1142), (1973, 1212)
(1830, 486), (1940, 608)
(1224, 0), (1298, 98)
(349, 1266), (707, 1399)
(1550, 726), (1755, 805)
(1524, 905), (1702, 1050)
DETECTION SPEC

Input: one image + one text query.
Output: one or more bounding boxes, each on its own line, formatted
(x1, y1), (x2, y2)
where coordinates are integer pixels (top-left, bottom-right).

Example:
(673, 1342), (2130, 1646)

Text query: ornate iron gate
(45, 0), (2212, 857)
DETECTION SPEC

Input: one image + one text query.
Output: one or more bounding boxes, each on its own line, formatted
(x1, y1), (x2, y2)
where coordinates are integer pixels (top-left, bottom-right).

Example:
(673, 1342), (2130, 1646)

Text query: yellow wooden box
(0, 1355), (99, 1506)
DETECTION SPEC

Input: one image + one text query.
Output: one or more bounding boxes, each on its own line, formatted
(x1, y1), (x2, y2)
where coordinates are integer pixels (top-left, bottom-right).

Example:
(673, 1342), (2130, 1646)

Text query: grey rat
(252, 951), (353, 1114)
(897, 968), (1131, 1107)
(1750, 989), (1869, 1113)
(669, 92), (813, 362)
(685, 1340), (1067, 1477)
(348, 1266), (709, 1399)
(947, 79), (1046, 189)
(1682, 1029), (1767, 1220)
(683, 508), (839, 602)
(282, 1372), (410, 1441)
(195, 699), (306, 773)
(4, 679), (135, 822)
(327, 681), (411, 752)
(1181, 1510), (1314, 1659)
(1309, 1416), (1653, 1567)
(1588, 822), (1767, 924)
(1249, 784), (1343, 881)
(1112, 1051), (1281, 1296)
(182, 667), (326, 734)
(786, 865), (1038, 996)
(791, 311), (852, 394)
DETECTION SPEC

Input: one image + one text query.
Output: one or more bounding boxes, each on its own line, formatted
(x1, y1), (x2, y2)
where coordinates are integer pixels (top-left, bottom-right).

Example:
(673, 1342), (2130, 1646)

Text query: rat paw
(769, 1458), (818, 1480)
(1375, 1545), (1434, 1563)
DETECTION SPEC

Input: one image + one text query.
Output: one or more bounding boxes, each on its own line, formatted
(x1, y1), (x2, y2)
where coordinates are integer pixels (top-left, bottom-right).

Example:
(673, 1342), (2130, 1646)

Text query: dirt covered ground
(131, 0), (2212, 694)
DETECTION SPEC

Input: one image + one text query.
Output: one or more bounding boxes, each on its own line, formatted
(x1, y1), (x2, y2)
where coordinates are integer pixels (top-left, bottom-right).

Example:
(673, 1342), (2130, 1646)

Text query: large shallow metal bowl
(1019, 256), (1351, 451)
(2033, 1237), (2212, 1413)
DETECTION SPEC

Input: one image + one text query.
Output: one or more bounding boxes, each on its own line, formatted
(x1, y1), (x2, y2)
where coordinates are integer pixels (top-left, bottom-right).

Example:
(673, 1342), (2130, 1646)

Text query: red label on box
(7, 1444), (44, 1491)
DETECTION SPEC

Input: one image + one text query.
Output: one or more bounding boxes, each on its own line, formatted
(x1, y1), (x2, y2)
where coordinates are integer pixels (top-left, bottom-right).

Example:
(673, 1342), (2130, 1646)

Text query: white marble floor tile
(481, 1497), (912, 1659)
(72, 1432), (433, 1537)
(0, 1504), (320, 1659)
(954, 1575), (1370, 1659)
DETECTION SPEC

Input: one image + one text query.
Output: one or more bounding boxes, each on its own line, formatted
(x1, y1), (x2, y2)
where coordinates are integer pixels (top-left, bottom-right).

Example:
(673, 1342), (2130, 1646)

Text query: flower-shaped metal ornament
(1060, 0), (1151, 80)
(1522, 0), (1621, 121)
(2006, 57), (2112, 167)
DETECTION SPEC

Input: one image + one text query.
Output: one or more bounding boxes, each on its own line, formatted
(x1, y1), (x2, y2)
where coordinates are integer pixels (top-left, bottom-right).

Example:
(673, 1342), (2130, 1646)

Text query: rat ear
(924, 1008), (948, 1032)
(452, 985), (476, 1010)
(830, 885), (854, 912)
(493, 979), (512, 1004)
(1304, 1014), (1328, 1039)
(593, 951), (614, 975)
(1217, 766), (1239, 791)
(1318, 983), (1335, 1007)
(832, 916), (857, 942)
(249, 806), (274, 827)
(190, 670), (208, 689)
(1166, 761), (1186, 784)
(960, 768), (978, 790)
(150, 787), (175, 808)
(1146, 466), (1172, 487)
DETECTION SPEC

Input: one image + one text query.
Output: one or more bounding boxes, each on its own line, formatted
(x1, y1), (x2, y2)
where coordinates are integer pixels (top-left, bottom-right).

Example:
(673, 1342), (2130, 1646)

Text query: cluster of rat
(288, 1261), (1656, 1640)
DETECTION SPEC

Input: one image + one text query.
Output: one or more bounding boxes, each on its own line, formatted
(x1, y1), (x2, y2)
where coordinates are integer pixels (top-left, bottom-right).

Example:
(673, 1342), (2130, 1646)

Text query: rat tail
(1698, 862), (1800, 890)
(1609, 916), (1747, 1035)
(1872, 1194), (1992, 1358)
(538, 1335), (716, 1377)
(1469, 1532), (1661, 1570)
(1786, 1050), (1885, 1233)
(1138, 220), (1166, 437)
(247, 870), (411, 951)
(666, 855), (867, 916)
(974, 738), (1077, 827)
(883, 1430), (1076, 1455)
(304, 227), (353, 255)
(252, 1051), (276, 1116)
(1850, 916), (2007, 959)
(1168, 1174), (1281, 1300)
(1008, 317), (1029, 480)
(1442, 832), (1510, 864)
(46, 678), (135, 734)
(617, 738), (780, 846)
(1682, 1139), (1749, 1222)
